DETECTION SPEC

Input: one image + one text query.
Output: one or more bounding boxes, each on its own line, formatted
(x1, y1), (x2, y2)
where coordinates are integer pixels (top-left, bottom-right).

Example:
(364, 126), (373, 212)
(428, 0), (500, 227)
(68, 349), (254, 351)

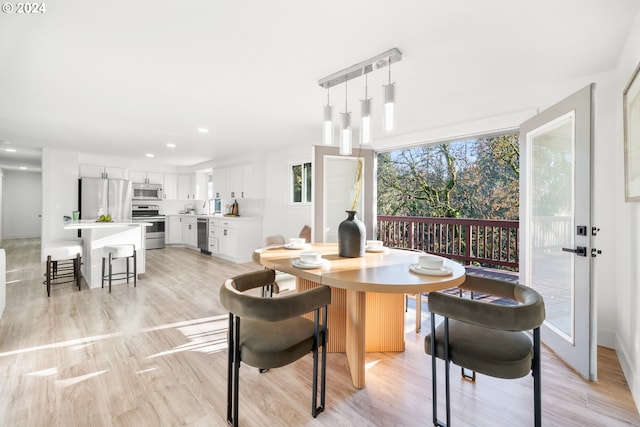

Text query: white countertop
(63, 220), (152, 229)
(167, 214), (261, 221)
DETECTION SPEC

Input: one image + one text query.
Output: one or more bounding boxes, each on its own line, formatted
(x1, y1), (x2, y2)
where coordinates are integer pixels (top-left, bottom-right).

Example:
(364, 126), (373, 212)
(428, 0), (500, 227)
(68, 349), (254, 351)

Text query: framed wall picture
(624, 61), (640, 201)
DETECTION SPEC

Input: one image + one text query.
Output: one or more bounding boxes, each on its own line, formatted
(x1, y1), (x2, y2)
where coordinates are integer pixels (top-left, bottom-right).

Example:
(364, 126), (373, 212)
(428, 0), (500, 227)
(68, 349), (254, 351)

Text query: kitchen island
(63, 220), (151, 289)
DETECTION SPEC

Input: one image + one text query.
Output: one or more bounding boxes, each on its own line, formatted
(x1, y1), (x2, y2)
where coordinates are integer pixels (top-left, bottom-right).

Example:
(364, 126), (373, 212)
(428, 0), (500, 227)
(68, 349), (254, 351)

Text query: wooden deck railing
(376, 215), (519, 269)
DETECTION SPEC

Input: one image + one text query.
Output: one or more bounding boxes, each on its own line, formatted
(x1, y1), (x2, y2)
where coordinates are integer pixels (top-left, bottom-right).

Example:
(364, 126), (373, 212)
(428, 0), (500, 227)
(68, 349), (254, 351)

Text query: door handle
(562, 246), (587, 257)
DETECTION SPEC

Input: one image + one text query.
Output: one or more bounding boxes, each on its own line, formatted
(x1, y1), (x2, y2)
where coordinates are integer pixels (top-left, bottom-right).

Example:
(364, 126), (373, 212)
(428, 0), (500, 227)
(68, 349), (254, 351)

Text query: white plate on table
(284, 243), (310, 250)
(365, 246), (387, 253)
(292, 258), (328, 269)
(409, 264), (453, 276)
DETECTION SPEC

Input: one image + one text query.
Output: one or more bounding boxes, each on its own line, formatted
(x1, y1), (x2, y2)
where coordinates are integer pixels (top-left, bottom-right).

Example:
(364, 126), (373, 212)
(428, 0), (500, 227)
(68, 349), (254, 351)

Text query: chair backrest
(428, 275), (545, 332)
(299, 225), (311, 243)
(220, 269), (331, 322)
(264, 235), (285, 246)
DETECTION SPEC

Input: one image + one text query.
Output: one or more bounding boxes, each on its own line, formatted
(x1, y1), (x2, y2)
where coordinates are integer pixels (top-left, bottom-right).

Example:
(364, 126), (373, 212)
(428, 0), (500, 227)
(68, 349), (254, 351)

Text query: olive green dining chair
(219, 269), (331, 427)
(425, 275), (545, 427)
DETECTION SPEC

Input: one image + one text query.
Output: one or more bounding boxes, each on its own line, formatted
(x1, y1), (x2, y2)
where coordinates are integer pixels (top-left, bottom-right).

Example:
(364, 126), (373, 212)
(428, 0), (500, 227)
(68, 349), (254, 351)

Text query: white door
(519, 84), (595, 380)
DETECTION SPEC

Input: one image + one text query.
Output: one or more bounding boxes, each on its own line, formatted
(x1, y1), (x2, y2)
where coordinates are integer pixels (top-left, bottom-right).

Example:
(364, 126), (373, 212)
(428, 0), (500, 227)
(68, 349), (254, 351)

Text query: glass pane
(529, 113), (574, 340)
(292, 164), (302, 203)
(324, 157), (363, 242)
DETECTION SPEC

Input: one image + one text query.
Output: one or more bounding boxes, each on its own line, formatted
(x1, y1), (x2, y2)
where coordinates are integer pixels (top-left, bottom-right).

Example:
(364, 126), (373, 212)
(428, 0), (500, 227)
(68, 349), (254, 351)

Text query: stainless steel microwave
(132, 183), (163, 200)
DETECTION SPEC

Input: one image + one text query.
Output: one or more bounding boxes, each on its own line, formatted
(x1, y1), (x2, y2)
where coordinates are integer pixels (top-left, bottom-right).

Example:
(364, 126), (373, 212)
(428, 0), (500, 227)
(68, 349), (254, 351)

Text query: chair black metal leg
(311, 306), (327, 418)
(430, 312), (440, 426)
(226, 313), (235, 426)
(101, 257), (105, 288)
(232, 316), (240, 427)
(444, 318), (451, 427)
(533, 327), (541, 427)
(126, 254), (130, 283)
(320, 306), (328, 412)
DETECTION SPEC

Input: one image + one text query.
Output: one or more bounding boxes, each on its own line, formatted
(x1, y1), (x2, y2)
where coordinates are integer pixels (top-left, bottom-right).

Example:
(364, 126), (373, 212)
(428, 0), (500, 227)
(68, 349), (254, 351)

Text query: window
(290, 162), (312, 204)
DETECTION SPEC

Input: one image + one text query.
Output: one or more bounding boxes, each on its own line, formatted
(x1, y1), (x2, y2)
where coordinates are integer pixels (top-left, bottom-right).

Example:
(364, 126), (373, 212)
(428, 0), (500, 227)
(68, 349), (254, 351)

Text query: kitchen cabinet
(80, 164), (128, 179)
(211, 164), (255, 199)
(177, 173), (207, 200)
(212, 218), (262, 263)
(226, 166), (243, 199)
(177, 174), (192, 200)
(241, 164), (254, 198)
(211, 168), (227, 199)
(166, 216), (183, 244)
(181, 216), (197, 247)
(163, 173), (178, 200)
(208, 218), (219, 254)
(129, 171), (164, 184)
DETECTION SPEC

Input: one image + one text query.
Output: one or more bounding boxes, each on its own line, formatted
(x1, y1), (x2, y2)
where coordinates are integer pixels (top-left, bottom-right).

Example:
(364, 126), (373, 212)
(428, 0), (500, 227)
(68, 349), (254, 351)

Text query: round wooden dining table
(253, 243), (466, 389)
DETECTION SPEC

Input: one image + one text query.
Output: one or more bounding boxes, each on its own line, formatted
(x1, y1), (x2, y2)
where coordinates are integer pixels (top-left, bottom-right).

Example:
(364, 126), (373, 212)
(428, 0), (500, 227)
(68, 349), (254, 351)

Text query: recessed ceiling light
(166, 143), (176, 148)
(145, 153), (155, 158)
(19, 166), (27, 170)
(197, 128), (209, 133)
(5, 148), (16, 152)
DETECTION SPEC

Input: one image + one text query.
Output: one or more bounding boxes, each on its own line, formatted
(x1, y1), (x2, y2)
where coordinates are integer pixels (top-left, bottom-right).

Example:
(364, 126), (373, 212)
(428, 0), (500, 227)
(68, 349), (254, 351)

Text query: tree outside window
(290, 162), (312, 204)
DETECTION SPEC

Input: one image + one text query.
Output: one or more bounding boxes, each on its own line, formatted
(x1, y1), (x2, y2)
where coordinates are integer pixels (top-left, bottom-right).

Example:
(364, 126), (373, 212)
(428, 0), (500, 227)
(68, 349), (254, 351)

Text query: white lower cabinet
(167, 216), (183, 244)
(166, 216), (261, 262)
(208, 218), (262, 263)
(182, 217), (197, 247)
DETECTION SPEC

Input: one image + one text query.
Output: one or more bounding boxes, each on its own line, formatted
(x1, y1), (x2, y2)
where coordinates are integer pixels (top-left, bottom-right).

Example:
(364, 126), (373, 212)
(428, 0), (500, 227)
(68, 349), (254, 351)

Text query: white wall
(0, 168), (3, 242)
(262, 145), (313, 242)
(41, 148), (80, 258)
(613, 9), (640, 411)
(2, 170), (42, 239)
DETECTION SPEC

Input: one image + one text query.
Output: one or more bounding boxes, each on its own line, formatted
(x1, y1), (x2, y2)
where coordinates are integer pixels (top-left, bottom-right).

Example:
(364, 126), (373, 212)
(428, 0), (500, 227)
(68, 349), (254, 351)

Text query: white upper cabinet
(211, 168), (227, 199)
(177, 174), (192, 200)
(129, 171), (164, 185)
(163, 173), (178, 200)
(242, 164), (254, 198)
(176, 173), (207, 200)
(226, 166), (243, 199)
(211, 164), (256, 199)
(80, 164), (127, 179)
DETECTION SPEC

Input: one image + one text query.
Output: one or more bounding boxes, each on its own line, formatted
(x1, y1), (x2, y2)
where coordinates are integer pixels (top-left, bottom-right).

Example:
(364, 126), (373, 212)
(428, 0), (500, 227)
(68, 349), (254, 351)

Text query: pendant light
(340, 80), (352, 155)
(323, 89), (333, 145)
(383, 55), (395, 132)
(360, 73), (372, 145)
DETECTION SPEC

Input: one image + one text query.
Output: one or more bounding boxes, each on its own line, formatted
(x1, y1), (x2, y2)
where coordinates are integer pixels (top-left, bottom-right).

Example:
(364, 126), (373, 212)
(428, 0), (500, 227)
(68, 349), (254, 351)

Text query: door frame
(519, 84), (596, 380)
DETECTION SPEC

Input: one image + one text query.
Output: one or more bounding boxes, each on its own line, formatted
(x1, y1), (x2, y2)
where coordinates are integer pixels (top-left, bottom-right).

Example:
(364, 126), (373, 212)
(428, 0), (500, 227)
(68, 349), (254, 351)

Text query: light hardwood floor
(0, 238), (638, 426)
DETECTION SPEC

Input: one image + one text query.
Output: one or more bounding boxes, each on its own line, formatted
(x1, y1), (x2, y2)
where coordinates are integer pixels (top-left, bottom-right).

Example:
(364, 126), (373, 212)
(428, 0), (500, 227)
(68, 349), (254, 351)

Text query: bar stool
(43, 239), (83, 297)
(101, 244), (137, 293)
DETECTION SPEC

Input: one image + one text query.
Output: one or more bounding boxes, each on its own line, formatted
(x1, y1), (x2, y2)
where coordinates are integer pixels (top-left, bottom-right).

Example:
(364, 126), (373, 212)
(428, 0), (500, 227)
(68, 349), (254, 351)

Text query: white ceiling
(0, 0), (639, 170)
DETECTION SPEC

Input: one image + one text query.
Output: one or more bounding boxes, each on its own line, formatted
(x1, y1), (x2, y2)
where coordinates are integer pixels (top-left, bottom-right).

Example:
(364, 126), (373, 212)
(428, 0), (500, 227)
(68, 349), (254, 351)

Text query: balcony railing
(376, 215), (519, 270)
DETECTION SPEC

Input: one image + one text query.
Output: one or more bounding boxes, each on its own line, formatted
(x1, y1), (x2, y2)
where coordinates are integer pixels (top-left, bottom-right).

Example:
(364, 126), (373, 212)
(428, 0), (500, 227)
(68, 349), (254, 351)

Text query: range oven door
(133, 218), (165, 249)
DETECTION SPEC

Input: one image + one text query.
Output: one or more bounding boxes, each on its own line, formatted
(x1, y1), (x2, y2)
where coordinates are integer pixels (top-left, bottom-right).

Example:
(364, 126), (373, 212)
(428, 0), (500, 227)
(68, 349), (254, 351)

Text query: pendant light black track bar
(318, 48), (402, 89)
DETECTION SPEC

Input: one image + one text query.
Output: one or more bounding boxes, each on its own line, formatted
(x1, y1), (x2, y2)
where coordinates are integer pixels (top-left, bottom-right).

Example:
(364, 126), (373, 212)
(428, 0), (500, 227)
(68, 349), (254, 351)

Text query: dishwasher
(197, 218), (210, 254)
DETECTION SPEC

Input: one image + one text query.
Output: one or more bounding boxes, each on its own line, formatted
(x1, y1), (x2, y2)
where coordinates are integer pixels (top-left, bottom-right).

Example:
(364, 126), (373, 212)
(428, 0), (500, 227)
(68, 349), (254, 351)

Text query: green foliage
(377, 133), (520, 219)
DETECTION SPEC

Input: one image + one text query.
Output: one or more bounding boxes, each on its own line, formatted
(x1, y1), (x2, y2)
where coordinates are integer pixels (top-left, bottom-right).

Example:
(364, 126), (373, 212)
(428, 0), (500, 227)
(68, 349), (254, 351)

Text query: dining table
(253, 243), (466, 389)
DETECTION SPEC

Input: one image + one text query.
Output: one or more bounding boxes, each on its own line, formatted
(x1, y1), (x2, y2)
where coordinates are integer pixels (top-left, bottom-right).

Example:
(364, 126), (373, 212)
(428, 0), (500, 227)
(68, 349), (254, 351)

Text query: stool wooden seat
(43, 239), (83, 297)
(102, 244), (137, 292)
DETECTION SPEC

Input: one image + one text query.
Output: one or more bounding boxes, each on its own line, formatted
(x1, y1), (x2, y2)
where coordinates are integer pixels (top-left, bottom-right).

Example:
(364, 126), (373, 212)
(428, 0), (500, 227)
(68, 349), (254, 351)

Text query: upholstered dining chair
(219, 269), (331, 427)
(425, 275), (545, 427)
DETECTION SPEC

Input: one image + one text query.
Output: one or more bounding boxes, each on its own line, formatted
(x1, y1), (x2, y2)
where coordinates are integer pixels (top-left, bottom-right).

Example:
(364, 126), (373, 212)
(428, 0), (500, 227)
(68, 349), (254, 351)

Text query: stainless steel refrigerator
(79, 177), (133, 220)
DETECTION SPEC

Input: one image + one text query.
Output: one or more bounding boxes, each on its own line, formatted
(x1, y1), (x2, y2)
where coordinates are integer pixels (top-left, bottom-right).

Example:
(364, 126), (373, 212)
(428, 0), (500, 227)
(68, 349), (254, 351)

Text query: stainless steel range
(132, 204), (165, 250)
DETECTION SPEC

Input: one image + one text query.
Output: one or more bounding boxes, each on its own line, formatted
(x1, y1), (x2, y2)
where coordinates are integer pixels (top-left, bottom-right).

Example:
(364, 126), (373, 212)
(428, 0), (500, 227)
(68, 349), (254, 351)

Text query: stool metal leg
(133, 250), (137, 287)
(126, 255), (130, 283)
(46, 255), (52, 297)
(76, 253), (81, 291)
(102, 256), (106, 288)
(108, 253), (113, 293)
